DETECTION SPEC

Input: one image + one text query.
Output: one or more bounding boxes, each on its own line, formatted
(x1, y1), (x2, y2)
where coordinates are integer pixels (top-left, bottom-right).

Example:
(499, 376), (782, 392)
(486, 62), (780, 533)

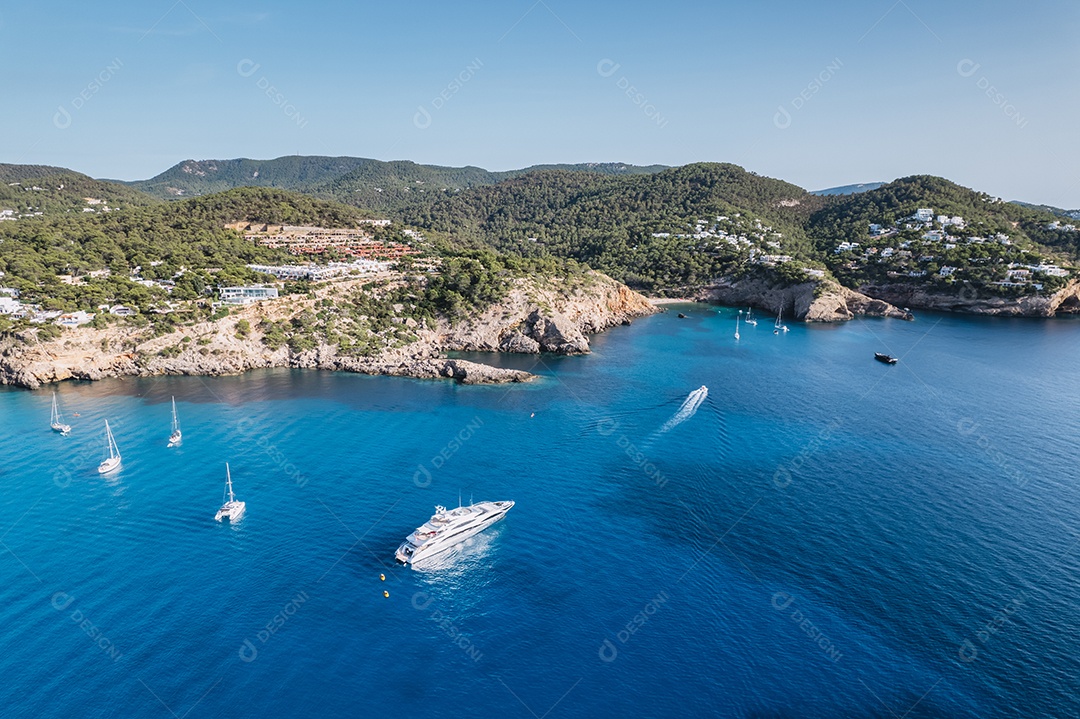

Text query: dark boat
(677, 313), (687, 318)
(874, 352), (898, 364)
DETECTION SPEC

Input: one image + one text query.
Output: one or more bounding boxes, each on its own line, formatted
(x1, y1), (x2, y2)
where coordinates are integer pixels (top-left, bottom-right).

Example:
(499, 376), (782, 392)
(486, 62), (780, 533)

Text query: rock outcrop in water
(696, 278), (911, 322)
(0, 272), (655, 389)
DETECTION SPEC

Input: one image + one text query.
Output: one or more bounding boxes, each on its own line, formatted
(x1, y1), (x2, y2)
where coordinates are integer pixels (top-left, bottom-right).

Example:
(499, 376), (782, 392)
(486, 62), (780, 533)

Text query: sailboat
(215, 463), (246, 522)
(745, 307), (758, 326)
(773, 308), (789, 334)
(734, 312), (741, 341)
(98, 420), (122, 474)
(50, 393), (71, 435)
(168, 396), (182, 447)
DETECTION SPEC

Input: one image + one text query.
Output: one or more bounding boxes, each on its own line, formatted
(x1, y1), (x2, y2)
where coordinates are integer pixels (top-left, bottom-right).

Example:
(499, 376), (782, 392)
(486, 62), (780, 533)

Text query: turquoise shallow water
(2, 305), (1079, 718)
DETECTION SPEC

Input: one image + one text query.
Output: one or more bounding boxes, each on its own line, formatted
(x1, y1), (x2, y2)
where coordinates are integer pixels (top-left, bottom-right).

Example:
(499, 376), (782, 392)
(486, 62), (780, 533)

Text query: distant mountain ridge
(811, 182), (885, 196)
(1011, 200), (1080, 220)
(125, 155), (669, 203)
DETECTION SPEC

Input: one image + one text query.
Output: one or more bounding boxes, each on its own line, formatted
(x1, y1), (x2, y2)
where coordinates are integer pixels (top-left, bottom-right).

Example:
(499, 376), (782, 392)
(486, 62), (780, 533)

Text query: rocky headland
(695, 278), (911, 322)
(0, 272), (655, 390)
(857, 280), (1080, 317)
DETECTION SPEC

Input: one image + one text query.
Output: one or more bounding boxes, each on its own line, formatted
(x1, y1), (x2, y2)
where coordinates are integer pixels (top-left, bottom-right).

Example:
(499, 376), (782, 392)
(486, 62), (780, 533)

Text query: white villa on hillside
(219, 286), (279, 305)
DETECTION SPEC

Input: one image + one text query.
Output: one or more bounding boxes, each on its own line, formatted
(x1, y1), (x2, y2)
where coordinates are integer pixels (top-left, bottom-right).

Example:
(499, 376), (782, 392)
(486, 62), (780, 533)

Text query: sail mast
(105, 420), (115, 459)
(226, 463), (235, 503)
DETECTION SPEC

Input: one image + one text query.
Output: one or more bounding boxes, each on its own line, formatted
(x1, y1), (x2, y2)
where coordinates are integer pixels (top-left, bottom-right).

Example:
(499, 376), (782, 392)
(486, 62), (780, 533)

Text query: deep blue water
(2, 304), (1079, 718)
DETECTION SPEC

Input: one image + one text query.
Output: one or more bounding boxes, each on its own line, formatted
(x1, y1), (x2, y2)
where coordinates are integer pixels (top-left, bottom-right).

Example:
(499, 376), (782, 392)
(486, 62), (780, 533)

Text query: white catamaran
(395, 500), (514, 565)
(98, 420), (122, 474)
(50, 393), (71, 435)
(745, 307), (758, 327)
(215, 463), (246, 522)
(168, 396), (182, 447)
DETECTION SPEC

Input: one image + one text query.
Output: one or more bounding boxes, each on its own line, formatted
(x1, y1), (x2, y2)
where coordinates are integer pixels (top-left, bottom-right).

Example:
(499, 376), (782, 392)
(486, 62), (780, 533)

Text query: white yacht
(97, 420), (121, 474)
(50, 393), (71, 435)
(215, 463), (246, 522)
(395, 500), (514, 565)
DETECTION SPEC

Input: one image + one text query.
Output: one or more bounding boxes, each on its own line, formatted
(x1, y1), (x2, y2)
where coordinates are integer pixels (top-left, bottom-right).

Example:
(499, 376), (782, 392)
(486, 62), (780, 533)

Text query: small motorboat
(677, 313), (687, 319)
(874, 353), (898, 364)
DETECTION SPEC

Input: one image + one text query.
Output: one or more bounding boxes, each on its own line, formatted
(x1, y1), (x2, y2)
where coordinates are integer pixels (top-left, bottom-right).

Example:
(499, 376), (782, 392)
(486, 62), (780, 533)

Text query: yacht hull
(396, 501), (512, 565)
(97, 457), (121, 474)
(215, 501), (246, 522)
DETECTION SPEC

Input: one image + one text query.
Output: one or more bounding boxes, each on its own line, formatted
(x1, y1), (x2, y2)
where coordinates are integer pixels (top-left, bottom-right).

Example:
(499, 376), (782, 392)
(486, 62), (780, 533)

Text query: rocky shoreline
(0, 272), (656, 390)
(857, 280), (1080, 317)
(695, 278), (911, 322)
(693, 275), (1080, 320)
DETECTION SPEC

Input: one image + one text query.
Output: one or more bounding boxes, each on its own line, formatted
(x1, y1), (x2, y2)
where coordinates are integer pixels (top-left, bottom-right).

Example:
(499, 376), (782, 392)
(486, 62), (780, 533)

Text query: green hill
(127, 155), (669, 206)
(806, 175), (1076, 294)
(0, 187), (384, 311)
(394, 163), (823, 292)
(0, 164), (159, 217)
(0, 164), (77, 183)
(126, 156), (377, 199)
(317, 160), (671, 213)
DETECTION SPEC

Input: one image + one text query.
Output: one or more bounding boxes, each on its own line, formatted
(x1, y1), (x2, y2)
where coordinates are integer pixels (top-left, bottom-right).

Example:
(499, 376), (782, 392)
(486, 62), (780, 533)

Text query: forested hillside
(0, 165), (158, 217)
(0, 188), (379, 311)
(393, 163), (824, 291)
(127, 155), (667, 204)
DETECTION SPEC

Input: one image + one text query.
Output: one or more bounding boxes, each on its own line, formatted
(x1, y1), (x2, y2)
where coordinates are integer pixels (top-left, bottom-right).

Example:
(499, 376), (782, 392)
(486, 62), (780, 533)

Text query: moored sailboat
(215, 464), (246, 522)
(773, 308), (789, 334)
(98, 420), (122, 474)
(50, 393), (71, 435)
(168, 396), (182, 447)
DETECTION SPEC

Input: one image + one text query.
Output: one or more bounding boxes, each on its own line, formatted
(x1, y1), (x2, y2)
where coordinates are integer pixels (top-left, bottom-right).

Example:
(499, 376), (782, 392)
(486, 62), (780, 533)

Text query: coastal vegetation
(0, 188), (381, 311)
(2, 159), (1077, 332)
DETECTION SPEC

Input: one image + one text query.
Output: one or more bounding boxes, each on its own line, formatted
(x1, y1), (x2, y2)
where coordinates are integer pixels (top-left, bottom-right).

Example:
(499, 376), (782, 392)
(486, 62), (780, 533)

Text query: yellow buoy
(380, 573), (385, 581)
(383, 590), (390, 598)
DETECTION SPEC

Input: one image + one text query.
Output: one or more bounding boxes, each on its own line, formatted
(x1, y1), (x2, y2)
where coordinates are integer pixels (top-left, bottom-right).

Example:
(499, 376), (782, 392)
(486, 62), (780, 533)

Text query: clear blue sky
(3, 0), (1078, 205)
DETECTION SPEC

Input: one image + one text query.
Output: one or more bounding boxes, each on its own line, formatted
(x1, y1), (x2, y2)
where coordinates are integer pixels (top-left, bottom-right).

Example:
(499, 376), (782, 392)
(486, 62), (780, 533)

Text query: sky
(3, 0), (1079, 206)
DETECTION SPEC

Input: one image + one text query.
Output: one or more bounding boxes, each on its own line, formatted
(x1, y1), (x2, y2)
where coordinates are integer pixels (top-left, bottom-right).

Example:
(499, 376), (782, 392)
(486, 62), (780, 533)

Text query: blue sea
(2, 304), (1079, 718)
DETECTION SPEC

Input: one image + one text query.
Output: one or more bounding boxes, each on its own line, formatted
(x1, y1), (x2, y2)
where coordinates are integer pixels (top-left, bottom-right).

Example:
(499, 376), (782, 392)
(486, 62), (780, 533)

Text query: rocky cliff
(696, 278), (911, 322)
(440, 278), (654, 354)
(858, 280), (1080, 317)
(0, 272), (655, 390)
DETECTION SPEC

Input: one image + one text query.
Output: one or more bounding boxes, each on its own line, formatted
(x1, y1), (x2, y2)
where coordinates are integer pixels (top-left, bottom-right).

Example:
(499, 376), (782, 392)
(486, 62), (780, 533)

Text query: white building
(55, 311), (95, 327)
(219, 286), (279, 305)
(0, 297), (22, 314)
(914, 208), (934, 222)
(1031, 264), (1069, 277)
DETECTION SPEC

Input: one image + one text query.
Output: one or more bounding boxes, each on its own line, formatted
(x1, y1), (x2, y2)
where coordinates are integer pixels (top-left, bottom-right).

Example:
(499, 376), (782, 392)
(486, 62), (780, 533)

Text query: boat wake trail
(658, 385), (708, 434)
